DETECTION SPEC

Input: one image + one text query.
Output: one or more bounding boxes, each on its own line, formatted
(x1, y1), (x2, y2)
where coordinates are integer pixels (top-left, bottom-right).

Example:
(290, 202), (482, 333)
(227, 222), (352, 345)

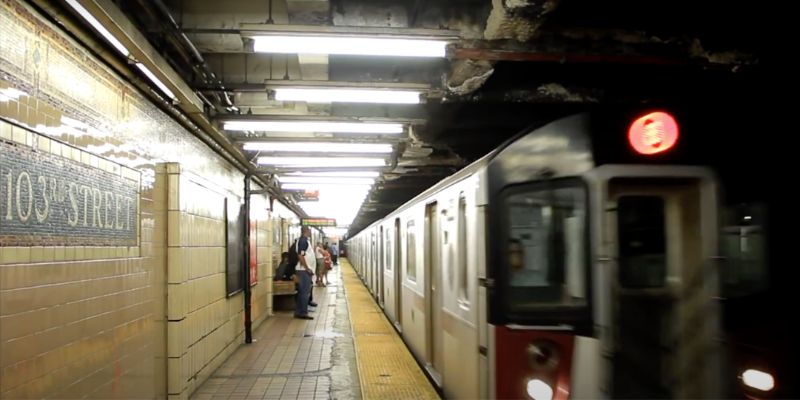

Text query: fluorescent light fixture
(258, 156), (387, 167)
(0, 87), (25, 102)
(253, 35), (447, 57)
(284, 171), (380, 178)
(298, 198), (366, 226)
(225, 121), (403, 134)
(243, 142), (393, 153)
(65, 0), (130, 57)
(282, 183), (372, 191)
(279, 176), (375, 185)
(322, 227), (349, 236)
(60, 116), (89, 129)
(135, 63), (176, 100)
(274, 88), (421, 104)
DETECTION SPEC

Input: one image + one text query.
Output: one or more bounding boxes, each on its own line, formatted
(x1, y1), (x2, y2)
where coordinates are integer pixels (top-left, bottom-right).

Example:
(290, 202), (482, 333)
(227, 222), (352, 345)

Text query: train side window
(385, 229), (392, 271)
(457, 193), (469, 305)
(407, 220), (417, 282)
(720, 203), (768, 297)
(617, 196), (666, 288)
(505, 184), (587, 309)
(442, 209), (456, 291)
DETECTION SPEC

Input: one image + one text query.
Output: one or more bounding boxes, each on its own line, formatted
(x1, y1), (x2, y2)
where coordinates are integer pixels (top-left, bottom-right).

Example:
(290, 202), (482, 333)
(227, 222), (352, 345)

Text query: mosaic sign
(0, 140), (139, 246)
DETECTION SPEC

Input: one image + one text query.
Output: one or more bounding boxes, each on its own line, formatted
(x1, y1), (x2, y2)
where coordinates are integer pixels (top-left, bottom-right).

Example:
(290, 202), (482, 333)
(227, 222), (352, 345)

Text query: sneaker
(309, 302), (318, 307)
(294, 314), (313, 320)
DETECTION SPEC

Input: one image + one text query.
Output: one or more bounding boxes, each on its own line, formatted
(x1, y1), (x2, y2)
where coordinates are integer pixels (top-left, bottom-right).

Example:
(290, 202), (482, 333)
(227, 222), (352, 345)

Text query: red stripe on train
(495, 326), (575, 400)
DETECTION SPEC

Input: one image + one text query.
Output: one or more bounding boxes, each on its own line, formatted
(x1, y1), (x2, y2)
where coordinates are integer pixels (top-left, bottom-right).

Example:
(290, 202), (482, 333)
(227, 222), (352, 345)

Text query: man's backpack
(285, 239), (299, 277)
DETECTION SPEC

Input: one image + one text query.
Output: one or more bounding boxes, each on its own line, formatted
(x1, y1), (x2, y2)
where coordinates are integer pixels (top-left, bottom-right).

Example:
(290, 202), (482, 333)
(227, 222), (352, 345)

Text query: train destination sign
(301, 217), (336, 227)
(0, 140), (139, 246)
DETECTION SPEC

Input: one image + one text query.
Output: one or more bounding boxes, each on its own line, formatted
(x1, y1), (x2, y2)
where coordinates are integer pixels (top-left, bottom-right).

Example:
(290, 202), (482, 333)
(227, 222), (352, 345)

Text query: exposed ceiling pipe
(267, 0), (274, 24)
(128, 0), (228, 110)
(30, 0), (306, 218)
(149, 0), (236, 110)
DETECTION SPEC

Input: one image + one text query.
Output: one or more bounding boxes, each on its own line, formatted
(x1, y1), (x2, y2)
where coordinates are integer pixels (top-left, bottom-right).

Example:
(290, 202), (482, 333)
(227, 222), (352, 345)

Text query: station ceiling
(31, 0), (768, 236)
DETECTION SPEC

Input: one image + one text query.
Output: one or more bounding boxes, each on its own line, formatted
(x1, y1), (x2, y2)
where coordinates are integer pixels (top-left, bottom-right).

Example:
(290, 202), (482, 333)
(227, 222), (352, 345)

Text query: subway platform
(190, 260), (439, 400)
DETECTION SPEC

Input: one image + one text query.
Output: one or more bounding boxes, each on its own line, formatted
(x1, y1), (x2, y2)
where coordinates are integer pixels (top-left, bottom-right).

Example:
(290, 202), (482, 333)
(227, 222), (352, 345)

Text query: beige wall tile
(0, 2), (279, 399)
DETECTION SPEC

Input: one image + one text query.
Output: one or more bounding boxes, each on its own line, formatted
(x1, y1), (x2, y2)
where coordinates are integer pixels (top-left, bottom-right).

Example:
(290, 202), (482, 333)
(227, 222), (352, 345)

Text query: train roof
(349, 107), (706, 238)
(348, 114), (567, 237)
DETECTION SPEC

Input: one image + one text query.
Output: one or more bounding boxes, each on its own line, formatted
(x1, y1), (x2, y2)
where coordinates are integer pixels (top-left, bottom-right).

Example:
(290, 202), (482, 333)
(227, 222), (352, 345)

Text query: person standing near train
(314, 242), (325, 286)
(294, 226), (316, 320)
(321, 243), (333, 286)
(330, 242), (339, 265)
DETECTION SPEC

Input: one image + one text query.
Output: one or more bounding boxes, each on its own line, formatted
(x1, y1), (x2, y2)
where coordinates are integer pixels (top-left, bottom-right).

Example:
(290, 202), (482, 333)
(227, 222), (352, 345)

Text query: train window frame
(457, 192), (470, 308)
(495, 177), (593, 329)
(385, 227), (393, 272)
(406, 219), (417, 282)
(616, 195), (667, 289)
(719, 203), (769, 297)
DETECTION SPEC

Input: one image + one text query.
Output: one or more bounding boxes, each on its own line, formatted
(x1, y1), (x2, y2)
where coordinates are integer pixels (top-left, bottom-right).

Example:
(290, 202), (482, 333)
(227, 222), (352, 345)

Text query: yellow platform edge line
(340, 258), (441, 400)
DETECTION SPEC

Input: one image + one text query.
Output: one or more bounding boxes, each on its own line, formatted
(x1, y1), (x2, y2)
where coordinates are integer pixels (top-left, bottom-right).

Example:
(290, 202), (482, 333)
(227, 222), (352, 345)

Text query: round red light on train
(628, 111), (679, 155)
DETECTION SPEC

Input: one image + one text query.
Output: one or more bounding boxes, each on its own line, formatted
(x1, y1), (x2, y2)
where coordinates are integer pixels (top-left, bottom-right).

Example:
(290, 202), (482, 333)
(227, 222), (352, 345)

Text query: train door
(379, 226), (385, 307)
(368, 233), (373, 292)
(604, 172), (720, 399)
(372, 233), (378, 298)
(394, 218), (403, 329)
(367, 233), (375, 290)
(424, 202), (444, 383)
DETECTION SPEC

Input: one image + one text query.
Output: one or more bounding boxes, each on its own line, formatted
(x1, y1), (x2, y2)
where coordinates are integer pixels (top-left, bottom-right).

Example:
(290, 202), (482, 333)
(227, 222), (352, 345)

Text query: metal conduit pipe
(28, 0), (236, 163)
(32, 0), (307, 219)
(150, 0), (235, 108)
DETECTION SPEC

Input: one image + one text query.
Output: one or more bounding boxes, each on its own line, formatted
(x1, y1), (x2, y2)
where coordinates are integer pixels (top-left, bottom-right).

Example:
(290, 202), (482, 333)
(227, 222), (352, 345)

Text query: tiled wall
(0, 122), (149, 399)
(162, 164), (271, 398)
(252, 204), (275, 325)
(0, 1), (283, 398)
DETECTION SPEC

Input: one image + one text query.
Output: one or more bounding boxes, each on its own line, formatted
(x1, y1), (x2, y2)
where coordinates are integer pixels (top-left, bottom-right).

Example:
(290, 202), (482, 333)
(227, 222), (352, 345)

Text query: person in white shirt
(314, 242), (325, 286)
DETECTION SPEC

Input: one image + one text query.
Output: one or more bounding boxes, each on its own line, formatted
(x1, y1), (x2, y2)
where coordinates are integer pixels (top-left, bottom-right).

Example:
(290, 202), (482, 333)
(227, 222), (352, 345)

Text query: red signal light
(628, 111), (679, 155)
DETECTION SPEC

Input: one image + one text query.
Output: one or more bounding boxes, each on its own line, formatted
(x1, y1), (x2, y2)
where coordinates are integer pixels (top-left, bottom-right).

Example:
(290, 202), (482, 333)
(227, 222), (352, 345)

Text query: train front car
(484, 109), (725, 399)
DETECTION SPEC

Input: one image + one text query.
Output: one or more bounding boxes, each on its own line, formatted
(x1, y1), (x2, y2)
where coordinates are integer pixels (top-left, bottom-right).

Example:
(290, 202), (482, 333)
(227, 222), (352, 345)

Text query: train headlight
(526, 379), (553, 400)
(742, 369), (775, 391)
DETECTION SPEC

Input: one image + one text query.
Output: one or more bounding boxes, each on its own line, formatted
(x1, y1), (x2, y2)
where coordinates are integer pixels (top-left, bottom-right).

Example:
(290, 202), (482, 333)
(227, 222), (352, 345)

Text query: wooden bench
(273, 280), (297, 310)
(273, 280), (297, 295)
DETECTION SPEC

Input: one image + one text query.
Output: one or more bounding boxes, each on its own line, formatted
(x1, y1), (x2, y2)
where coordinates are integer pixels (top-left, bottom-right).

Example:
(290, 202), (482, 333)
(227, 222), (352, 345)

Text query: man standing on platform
(331, 242), (339, 266)
(294, 226), (316, 320)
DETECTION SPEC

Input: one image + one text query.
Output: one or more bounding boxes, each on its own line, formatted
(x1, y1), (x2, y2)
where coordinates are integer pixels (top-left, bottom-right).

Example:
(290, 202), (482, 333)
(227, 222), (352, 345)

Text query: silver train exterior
(347, 110), (727, 399)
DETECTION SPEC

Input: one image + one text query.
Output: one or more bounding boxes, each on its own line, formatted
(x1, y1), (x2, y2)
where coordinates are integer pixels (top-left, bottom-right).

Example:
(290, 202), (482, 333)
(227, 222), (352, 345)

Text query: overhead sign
(284, 189), (319, 202)
(299, 190), (319, 202)
(301, 217), (337, 227)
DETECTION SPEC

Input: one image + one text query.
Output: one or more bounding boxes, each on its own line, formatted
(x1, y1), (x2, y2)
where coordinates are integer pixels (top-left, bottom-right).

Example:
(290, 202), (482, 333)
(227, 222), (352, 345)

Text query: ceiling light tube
(0, 87), (26, 102)
(258, 156), (387, 167)
(135, 63), (176, 100)
(65, 0), (130, 57)
(274, 88), (421, 104)
(279, 177), (376, 185)
(225, 121), (403, 134)
(283, 171), (380, 178)
(253, 35), (447, 57)
(243, 142), (393, 153)
(282, 183), (373, 191)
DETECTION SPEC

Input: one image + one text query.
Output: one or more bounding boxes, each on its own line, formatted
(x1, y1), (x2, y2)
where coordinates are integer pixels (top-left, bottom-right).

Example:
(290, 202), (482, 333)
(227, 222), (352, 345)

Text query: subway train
(346, 109), (782, 399)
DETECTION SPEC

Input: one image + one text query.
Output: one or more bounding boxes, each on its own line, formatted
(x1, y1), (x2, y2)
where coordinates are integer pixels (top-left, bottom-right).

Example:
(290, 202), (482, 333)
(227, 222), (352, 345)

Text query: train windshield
(504, 183), (587, 312)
